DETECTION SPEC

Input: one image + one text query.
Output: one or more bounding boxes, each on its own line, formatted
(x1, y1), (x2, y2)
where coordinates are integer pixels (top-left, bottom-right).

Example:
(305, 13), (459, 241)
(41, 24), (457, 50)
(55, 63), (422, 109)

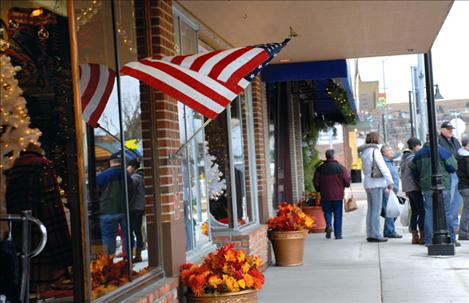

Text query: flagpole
(169, 118), (212, 159)
(96, 124), (121, 142)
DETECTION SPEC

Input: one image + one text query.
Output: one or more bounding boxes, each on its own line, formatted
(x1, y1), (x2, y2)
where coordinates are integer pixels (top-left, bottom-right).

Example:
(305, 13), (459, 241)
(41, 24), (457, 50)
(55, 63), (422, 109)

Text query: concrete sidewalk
(259, 184), (469, 303)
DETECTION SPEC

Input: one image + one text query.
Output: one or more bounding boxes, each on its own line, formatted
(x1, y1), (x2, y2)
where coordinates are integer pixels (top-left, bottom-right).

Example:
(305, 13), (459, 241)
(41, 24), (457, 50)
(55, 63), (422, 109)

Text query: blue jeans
(322, 200), (343, 238)
(100, 213), (129, 256)
(450, 173), (462, 230)
(382, 190), (397, 236)
(422, 190), (454, 245)
(366, 188), (384, 239)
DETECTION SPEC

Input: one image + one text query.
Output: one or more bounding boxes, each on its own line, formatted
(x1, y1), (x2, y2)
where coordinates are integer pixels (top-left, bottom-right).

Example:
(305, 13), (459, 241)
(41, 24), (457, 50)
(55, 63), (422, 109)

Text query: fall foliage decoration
(180, 244), (264, 296)
(267, 202), (314, 232)
(90, 254), (148, 298)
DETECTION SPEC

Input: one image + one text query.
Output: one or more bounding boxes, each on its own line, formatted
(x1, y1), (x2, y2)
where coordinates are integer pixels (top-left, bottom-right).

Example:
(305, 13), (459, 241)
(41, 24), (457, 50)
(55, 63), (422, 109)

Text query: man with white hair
(439, 121), (463, 236)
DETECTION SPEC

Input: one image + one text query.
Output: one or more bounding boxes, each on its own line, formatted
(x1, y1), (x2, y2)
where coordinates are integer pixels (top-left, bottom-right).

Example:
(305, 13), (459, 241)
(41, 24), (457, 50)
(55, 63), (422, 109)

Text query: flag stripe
(88, 68), (116, 126)
(143, 58), (238, 103)
(79, 63), (115, 127)
(170, 54), (191, 65)
(82, 65), (111, 123)
(190, 50), (223, 72)
(208, 47), (253, 80)
(121, 65), (219, 119)
(226, 50), (270, 85)
(123, 61), (227, 112)
(139, 60), (233, 107)
(198, 48), (243, 76)
(217, 48), (265, 82)
(81, 64), (101, 112)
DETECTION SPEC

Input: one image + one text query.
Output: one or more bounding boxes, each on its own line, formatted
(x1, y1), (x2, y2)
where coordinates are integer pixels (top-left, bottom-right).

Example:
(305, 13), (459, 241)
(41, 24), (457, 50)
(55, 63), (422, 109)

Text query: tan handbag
(344, 188), (358, 213)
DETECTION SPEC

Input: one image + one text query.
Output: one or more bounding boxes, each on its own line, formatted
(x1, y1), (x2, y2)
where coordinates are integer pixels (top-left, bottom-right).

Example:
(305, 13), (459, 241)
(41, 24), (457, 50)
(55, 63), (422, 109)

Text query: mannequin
(5, 143), (72, 288)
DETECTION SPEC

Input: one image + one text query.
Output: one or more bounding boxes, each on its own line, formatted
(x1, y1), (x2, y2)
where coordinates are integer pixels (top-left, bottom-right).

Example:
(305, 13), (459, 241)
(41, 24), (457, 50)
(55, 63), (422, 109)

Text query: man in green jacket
(410, 139), (459, 246)
(97, 151), (133, 256)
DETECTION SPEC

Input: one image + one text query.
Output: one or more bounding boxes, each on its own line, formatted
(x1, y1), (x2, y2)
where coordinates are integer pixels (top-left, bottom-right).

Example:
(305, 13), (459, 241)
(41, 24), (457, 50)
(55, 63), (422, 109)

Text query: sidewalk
(259, 184), (469, 303)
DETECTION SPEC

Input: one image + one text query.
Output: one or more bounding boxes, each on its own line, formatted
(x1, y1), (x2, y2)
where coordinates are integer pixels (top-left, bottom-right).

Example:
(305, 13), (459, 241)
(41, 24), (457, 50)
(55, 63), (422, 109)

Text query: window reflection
(75, 0), (149, 299)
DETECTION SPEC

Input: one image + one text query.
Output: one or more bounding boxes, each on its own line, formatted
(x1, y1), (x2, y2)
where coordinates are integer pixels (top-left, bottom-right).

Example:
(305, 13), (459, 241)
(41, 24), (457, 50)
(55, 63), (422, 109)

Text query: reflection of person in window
(127, 159), (145, 262)
(96, 152), (132, 257)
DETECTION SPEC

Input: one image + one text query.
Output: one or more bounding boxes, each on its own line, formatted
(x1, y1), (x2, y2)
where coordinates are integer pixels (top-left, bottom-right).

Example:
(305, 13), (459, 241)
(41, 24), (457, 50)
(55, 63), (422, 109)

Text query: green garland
(326, 80), (356, 125)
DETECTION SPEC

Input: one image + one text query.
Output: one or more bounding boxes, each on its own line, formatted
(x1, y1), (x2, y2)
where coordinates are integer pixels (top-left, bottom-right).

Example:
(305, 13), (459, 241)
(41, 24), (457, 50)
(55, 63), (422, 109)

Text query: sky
(358, 0), (469, 104)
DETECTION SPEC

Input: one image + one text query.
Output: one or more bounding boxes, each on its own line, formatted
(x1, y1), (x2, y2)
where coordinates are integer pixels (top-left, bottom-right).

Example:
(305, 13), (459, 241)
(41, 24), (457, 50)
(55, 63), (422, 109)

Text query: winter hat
(406, 137), (422, 150)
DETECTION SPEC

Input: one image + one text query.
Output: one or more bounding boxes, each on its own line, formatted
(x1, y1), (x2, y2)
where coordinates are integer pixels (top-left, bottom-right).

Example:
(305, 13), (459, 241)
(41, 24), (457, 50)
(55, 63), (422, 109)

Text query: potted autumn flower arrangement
(180, 244), (264, 303)
(299, 191), (326, 233)
(267, 202), (314, 266)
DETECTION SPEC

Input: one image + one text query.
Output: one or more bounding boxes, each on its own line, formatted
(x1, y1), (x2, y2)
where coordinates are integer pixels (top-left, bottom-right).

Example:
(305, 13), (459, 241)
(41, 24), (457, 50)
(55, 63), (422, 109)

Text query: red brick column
(251, 77), (270, 223)
(135, 0), (185, 276)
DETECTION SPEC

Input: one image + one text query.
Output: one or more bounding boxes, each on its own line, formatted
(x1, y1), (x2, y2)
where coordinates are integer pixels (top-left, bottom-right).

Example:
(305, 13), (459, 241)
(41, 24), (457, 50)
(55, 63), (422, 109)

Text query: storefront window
(206, 91), (258, 229)
(75, 0), (155, 300)
(173, 11), (212, 253)
(173, 7), (258, 238)
(1, 0), (77, 301)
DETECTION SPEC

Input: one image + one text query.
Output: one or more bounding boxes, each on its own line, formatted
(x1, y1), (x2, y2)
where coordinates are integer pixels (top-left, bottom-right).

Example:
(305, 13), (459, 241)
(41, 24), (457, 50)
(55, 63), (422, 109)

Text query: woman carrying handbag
(359, 132), (394, 243)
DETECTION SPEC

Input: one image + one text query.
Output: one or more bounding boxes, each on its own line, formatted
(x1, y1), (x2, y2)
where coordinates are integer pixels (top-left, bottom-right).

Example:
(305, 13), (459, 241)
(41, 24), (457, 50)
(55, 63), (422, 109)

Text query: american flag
(79, 63), (116, 128)
(121, 39), (290, 119)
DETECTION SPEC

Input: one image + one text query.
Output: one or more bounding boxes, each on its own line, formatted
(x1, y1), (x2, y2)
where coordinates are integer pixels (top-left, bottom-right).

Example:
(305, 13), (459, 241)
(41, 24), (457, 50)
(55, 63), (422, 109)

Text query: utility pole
(382, 60), (387, 142)
(417, 54), (428, 141)
(408, 90), (415, 137)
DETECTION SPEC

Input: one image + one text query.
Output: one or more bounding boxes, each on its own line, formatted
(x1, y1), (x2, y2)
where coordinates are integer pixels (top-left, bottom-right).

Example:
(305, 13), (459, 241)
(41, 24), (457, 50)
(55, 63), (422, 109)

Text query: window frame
(173, 8), (214, 255)
(172, 4), (260, 235)
(68, 0), (165, 301)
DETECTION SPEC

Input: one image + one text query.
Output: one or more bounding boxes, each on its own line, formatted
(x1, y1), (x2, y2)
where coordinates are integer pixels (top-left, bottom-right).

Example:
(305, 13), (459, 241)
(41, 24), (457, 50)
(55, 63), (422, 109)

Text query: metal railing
(0, 210), (47, 303)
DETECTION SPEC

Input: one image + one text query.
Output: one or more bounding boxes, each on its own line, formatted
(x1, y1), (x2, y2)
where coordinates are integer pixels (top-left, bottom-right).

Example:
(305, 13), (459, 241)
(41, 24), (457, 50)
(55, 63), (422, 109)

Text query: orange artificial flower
(267, 202), (315, 231)
(179, 244), (264, 295)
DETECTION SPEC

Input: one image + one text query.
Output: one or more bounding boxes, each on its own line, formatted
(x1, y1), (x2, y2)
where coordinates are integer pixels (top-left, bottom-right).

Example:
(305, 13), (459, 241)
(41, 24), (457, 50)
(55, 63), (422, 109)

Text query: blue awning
(261, 60), (356, 119)
(261, 60), (348, 82)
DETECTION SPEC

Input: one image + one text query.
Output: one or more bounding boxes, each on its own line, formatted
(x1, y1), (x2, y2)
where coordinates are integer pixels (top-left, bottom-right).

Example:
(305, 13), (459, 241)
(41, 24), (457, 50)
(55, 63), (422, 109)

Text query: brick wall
(251, 77), (270, 223)
(211, 225), (269, 271)
(135, 0), (185, 277)
(123, 278), (179, 303)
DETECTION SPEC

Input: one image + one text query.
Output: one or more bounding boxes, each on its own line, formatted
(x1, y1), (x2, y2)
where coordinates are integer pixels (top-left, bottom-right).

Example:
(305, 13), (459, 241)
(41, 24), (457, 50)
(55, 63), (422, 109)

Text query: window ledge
(186, 242), (218, 264)
(211, 223), (267, 237)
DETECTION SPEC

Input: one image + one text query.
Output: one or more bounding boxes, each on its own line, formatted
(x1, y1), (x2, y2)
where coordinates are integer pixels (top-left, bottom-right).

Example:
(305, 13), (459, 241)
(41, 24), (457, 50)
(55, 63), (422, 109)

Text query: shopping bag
(344, 188), (358, 213)
(399, 199), (410, 226)
(386, 191), (401, 218)
(344, 196), (358, 212)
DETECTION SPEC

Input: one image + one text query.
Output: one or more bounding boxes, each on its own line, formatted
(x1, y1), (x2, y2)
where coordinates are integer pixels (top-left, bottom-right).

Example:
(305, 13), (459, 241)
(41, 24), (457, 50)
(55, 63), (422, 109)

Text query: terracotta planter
(187, 289), (257, 303)
(301, 206), (326, 233)
(268, 230), (308, 266)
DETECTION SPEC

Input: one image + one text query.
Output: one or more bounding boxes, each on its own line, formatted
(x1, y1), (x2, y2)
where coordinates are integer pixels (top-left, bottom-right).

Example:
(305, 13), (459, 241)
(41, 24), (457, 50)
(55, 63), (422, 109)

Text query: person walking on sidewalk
(456, 135), (469, 241)
(438, 121), (463, 236)
(313, 149), (351, 239)
(127, 158), (146, 262)
(360, 132), (393, 243)
(399, 138), (425, 244)
(381, 144), (402, 239)
(410, 136), (459, 246)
